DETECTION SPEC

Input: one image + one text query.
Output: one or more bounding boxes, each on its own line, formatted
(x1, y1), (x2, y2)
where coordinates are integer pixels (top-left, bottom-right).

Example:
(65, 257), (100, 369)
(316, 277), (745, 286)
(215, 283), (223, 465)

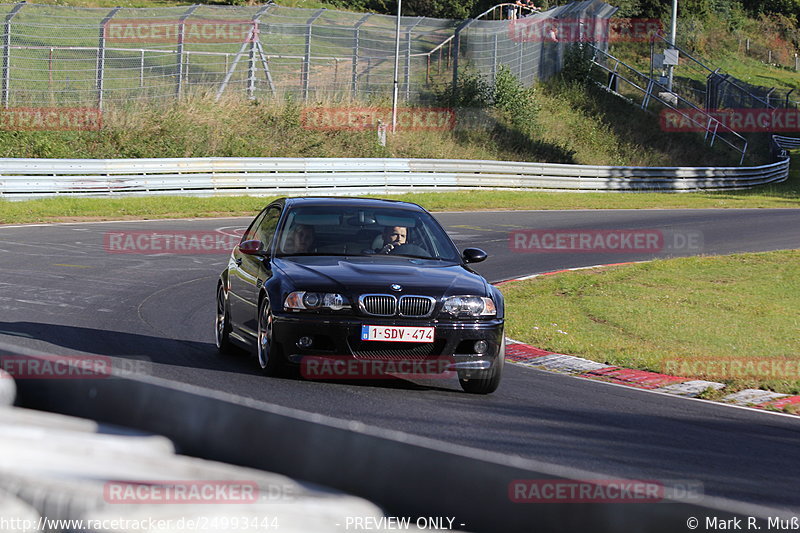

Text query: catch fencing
(452, 1), (616, 89)
(0, 1), (617, 108)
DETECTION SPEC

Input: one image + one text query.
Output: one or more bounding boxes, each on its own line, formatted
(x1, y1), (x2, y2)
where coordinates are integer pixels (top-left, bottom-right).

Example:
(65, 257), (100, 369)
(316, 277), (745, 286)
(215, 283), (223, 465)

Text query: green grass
(500, 250), (800, 396)
(0, 81), (747, 165)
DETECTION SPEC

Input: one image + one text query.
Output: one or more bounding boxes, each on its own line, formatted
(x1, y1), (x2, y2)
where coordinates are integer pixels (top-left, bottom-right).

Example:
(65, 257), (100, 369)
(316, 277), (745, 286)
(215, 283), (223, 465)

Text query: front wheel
(459, 337), (504, 394)
(257, 298), (286, 376)
(215, 283), (233, 355)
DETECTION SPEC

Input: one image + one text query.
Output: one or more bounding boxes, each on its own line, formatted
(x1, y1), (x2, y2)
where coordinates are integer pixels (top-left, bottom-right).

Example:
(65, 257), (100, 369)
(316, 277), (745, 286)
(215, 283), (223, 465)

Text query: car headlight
(442, 296), (496, 317)
(284, 291), (350, 311)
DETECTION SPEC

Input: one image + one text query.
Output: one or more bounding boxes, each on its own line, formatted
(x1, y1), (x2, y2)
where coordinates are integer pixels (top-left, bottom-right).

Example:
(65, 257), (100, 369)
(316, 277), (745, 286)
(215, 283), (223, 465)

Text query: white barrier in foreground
(0, 153), (791, 199)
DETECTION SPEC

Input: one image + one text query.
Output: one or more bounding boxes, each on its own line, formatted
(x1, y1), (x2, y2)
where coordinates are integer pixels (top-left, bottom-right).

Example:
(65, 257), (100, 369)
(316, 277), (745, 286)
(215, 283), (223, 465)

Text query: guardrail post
(175, 5), (199, 99)
(2, 1), (24, 109)
(351, 14), (371, 98)
(302, 9), (324, 102)
(97, 6), (121, 110)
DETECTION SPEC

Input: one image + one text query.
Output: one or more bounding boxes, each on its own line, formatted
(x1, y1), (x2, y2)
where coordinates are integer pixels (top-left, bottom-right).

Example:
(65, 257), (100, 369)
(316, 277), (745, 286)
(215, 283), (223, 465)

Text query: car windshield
(275, 205), (460, 262)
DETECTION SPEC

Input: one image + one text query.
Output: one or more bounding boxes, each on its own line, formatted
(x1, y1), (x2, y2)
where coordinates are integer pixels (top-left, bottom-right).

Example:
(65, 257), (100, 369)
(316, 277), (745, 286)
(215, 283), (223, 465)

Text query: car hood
(274, 256), (489, 298)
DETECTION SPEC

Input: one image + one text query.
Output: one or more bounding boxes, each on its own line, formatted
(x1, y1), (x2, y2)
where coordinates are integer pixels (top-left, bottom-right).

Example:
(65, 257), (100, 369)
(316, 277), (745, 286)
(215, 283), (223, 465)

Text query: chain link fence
(0, 1), (618, 109)
(455, 1), (616, 88)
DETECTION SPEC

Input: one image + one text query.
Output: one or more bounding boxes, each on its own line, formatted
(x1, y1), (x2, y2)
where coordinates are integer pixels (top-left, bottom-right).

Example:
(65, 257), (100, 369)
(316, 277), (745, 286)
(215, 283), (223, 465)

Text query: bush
(492, 66), (540, 134)
(560, 44), (594, 85)
(434, 70), (494, 108)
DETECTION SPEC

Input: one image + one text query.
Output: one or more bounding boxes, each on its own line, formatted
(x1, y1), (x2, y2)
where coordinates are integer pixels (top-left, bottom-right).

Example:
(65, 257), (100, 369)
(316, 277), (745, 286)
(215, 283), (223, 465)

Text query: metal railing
(588, 44), (750, 164)
(648, 34), (799, 111)
(0, 148), (790, 199)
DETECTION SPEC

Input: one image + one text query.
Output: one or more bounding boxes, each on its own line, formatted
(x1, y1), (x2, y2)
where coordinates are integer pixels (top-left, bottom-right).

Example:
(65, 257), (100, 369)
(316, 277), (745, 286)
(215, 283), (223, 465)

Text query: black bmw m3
(215, 197), (505, 394)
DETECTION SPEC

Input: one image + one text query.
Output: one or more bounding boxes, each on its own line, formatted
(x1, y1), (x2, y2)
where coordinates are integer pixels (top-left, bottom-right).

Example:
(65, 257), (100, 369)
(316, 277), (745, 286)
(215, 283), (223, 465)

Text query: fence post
(140, 49), (144, 88)
(2, 2), (24, 109)
(247, 23), (257, 98)
(404, 18), (423, 100)
(351, 13), (371, 98)
(426, 55), (430, 85)
(302, 9), (324, 102)
(97, 6), (121, 110)
(491, 33), (498, 84)
(451, 19), (474, 98)
(175, 5), (199, 99)
(215, 5), (271, 101)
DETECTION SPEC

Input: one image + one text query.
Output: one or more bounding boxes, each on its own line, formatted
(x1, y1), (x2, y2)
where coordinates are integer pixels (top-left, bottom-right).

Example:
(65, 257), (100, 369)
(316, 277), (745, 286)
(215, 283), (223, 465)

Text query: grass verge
(500, 250), (800, 396)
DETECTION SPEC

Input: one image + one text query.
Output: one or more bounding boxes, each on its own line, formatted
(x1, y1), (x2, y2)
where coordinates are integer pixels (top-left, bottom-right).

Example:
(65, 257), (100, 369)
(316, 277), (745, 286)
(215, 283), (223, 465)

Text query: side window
(241, 208), (268, 243)
(255, 207), (282, 249)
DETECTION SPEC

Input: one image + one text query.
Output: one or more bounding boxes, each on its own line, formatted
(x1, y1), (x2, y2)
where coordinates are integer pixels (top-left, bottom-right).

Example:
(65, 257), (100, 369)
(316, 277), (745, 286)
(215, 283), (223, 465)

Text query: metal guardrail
(774, 135), (800, 151)
(0, 151), (790, 199)
(12, 350), (793, 533)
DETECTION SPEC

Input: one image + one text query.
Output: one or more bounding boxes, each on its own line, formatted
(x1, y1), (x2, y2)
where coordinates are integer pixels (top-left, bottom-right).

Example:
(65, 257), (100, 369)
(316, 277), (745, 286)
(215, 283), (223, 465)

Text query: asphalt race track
(1, 208), (800, 513)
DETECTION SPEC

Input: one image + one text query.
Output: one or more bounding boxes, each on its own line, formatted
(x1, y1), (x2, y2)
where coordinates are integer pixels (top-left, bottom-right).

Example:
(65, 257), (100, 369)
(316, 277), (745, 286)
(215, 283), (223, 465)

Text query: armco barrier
(0, 152), (791, 199)
(11, 351), (794, 533)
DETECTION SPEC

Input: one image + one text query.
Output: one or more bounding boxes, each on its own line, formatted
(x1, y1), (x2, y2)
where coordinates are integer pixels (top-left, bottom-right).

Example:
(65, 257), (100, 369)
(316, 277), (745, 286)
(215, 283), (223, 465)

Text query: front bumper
(273, 313), (504, 372)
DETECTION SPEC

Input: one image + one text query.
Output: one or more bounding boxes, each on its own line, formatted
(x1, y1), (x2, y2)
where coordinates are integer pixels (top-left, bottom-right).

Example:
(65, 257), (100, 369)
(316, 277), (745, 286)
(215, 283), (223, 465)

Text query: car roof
(282, 197), (426, 212)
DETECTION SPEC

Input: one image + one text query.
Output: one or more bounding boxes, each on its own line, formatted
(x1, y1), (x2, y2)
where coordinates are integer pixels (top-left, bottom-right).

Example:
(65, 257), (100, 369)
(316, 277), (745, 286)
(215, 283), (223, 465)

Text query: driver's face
(385, 226), (407, 244)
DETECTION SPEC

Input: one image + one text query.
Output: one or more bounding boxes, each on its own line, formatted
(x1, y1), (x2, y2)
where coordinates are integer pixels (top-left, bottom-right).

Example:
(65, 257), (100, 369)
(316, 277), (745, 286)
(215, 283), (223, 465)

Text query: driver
(284, 224), (316, 253)
(377, 226), (407, 254)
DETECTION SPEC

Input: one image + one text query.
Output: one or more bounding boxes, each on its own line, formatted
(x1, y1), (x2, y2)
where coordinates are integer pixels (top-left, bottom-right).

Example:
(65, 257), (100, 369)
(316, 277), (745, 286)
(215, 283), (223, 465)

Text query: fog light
(298, 336), (313, 348)
(473, 340), (488, 354)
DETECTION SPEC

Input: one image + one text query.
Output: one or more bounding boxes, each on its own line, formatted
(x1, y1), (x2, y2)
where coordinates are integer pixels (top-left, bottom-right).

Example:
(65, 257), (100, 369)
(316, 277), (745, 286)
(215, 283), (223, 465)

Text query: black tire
(459, 337), (505, 394)
(257, 297), (286, 376)
(215, 283), (234, 355)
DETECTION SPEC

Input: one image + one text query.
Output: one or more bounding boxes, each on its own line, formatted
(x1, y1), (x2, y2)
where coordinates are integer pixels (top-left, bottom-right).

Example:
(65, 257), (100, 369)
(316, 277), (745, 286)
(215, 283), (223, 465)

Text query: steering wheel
(388, 243), (428, 257)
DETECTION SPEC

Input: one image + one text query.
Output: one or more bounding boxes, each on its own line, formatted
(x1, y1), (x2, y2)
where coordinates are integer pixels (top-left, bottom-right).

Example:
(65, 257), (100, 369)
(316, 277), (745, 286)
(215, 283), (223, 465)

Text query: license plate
(361, 325), (434, 343)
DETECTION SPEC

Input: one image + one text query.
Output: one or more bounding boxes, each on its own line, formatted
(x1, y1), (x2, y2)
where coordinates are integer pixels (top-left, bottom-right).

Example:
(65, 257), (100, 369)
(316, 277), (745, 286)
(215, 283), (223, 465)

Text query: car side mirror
(239, 239), (268, 256)
(462, 248), (487, 264)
